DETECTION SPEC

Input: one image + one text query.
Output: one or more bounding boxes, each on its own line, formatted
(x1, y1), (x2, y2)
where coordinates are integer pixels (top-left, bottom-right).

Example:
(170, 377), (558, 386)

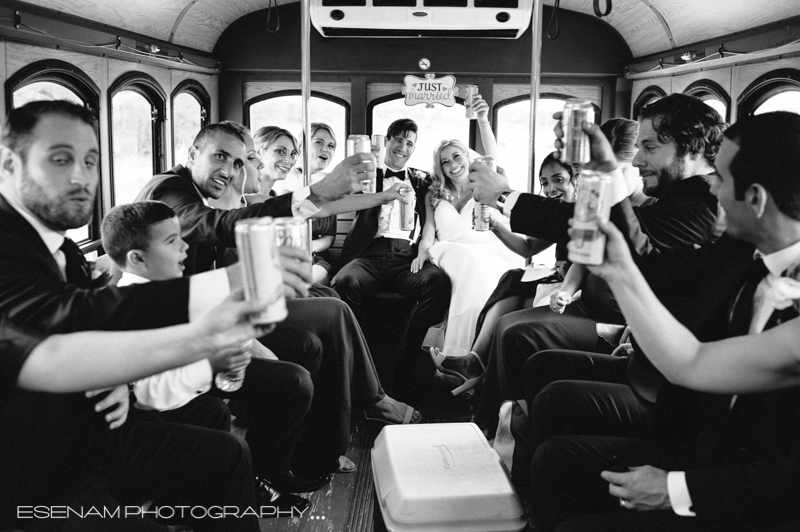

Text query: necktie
(384, 168), (406, 180)
(60, 238), (92, 287)
(728, 257), (768, 336)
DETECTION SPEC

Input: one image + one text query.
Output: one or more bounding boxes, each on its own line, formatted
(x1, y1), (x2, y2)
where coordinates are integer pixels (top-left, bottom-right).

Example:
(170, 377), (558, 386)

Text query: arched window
(172, 80), (210, 166)
(683, 80), (730, 121)
(369, 94), (473, 174)
(632, 85), (668, 119)
(494, 94), (600, 194)
(6, 60), (100, 245)
(247, 91), (349, 172)
(738, 69), (800, 117)
(109, 73), (166, 206)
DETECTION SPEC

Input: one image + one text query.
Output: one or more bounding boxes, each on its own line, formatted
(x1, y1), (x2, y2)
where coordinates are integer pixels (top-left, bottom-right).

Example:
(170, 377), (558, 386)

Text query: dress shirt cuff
(292, 186), (320, 219)
(667, 471), (696, 517)
(607, 167), (630, 205)
(188, 269), (231, 321)
(501, 191), (523, 218)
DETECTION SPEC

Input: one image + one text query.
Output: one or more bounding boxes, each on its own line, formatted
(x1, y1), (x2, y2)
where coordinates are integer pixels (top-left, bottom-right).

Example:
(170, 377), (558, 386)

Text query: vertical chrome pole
(301, 0), (311, 189)
(301, 0), (313, 257)
(528, 0), (543, 193)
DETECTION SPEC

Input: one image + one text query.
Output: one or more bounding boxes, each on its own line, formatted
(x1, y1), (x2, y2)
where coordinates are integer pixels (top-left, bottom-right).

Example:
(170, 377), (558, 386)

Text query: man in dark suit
(468, 94), (724, 436)
(137, 122), (422, 480)
(0, 100), (262, 531)
(529, 112), (800, 531)
(332, 118), (451, 387)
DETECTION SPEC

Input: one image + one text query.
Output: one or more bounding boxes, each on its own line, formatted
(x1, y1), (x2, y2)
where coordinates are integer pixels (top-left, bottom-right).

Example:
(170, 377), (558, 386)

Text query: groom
(332, 118), (451, 390)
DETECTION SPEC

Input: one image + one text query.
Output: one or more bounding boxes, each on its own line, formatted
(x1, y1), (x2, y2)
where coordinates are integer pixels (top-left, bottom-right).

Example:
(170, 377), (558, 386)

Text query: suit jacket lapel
(0, 193), (63, 281)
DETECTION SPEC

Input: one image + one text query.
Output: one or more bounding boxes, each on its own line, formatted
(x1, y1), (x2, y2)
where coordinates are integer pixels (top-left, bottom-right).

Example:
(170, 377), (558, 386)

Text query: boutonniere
(763, 263), (800, 313)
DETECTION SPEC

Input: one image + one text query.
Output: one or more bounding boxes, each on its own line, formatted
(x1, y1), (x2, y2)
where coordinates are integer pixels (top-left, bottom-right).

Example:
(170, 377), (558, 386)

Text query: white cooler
(371, 422), (527, 532)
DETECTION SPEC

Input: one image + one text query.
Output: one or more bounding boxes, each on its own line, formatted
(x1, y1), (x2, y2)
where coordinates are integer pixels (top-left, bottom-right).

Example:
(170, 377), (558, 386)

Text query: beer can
(473, 201), (490, 231)
(568, 170), (613, 265)
(475, 155), (496, 172)
(371, 134), (387, 172)
(347, 134), (375, 192)
(399, 186), (416, 231)
(273, 216), (312, 276)
(234, 217), (288, 325)
(346, 134), (371, 157)
(464, 85), (479, 120)
(560, 99), (594, 164)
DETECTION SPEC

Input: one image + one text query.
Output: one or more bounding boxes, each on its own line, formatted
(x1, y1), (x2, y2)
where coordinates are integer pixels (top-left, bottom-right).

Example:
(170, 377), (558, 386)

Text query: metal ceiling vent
(311, 0), (534, 39)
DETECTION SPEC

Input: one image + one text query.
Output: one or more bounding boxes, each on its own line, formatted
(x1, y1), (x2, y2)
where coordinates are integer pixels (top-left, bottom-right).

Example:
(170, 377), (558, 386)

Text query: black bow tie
(384, 168), (406, 180)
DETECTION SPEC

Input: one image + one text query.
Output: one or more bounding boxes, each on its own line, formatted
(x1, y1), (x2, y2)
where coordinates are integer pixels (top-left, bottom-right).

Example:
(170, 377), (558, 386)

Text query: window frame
(171, 79), (210, 167)
(6, 60), (102, 249)
(737, 68), (800, 117)
(632, 85), (668, 119)
(683, 79), (731, 122)
(108, 72), (166, 206)
(244, 89), (351, 139)
(493, 93), (600, 192)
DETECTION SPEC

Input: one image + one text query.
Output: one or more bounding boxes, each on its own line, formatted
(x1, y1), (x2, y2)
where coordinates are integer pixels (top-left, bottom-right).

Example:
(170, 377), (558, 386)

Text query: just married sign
(402, 74), (458, 109)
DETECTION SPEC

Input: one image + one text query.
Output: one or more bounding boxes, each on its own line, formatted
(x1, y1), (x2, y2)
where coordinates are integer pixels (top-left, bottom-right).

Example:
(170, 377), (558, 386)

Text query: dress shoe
(256, 477), (311, 516)
(264, 470), (331, 493)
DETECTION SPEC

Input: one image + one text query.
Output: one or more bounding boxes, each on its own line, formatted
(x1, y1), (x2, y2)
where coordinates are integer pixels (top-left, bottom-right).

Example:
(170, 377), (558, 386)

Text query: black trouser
(263, 297), (387, 476)
(523, 349), (654, 452)
(474, 302), (604, 435)
(332, 238), (451, 384)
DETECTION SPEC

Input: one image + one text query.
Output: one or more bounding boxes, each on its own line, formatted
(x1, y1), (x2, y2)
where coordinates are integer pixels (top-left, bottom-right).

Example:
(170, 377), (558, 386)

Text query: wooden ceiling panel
(24, 0), (182, 43)
(655, 0), (800, 49)
(14, 0), (800, 59)
(172, 0), (283, 52)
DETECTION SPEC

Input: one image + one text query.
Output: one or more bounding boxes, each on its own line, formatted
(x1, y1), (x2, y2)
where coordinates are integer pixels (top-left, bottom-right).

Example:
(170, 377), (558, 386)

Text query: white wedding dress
(428, 198), (522, 355)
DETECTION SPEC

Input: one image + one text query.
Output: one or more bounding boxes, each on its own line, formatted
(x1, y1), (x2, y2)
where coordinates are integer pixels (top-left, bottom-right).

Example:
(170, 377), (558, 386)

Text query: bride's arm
(411, 190), (437, 273)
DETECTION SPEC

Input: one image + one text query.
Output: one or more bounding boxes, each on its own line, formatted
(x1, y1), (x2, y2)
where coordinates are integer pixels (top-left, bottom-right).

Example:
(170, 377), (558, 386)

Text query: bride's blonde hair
(431, 139), (470, 204)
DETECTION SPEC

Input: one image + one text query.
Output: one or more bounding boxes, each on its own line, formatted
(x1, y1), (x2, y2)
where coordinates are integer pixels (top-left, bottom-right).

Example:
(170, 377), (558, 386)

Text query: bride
(412, 133), (523, 369)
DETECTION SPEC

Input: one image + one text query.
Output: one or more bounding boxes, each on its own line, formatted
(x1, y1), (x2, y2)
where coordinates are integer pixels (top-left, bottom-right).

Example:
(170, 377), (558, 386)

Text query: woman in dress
(413, 100), (525, 370)
(431, 118), (639, 395)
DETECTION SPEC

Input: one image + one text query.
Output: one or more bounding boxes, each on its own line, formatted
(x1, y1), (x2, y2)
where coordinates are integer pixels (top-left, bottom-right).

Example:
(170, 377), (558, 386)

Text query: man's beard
(643, 157), (685, 197)
(19, 171), (94, 231)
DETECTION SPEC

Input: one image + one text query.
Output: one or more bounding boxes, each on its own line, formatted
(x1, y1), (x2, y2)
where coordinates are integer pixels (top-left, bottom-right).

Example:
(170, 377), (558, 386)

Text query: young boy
(101, 200), (316, 514)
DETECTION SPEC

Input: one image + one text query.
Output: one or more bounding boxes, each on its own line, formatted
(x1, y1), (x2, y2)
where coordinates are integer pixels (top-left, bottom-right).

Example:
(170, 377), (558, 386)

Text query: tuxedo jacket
(0, 193), (189, 334)
(509, 175), (719, 324)
(136, 165), (293, 275)
(339, 167), (432, 266)
(611, 197), (800, 521)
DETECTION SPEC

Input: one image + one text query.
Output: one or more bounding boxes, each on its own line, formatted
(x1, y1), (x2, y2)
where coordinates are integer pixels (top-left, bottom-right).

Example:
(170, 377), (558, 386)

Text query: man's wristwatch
(496, 190), (512, 215)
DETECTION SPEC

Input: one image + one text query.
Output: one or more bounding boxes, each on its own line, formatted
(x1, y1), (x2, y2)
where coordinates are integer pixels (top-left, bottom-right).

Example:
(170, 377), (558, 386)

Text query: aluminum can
(346, 134), (371, 157)
(472, 156), (495, 231)
(371, 134), (387, 172)
(347, 134), (375, 192)
(560, 99), (595, 164)
(568, 170), (613, 265)
(464, 85), (479, 119)
(214, 339), (252, 392)
(399, 186), (416, 231)
(273, 216), (312, 277)
(234, 217), (288, 325)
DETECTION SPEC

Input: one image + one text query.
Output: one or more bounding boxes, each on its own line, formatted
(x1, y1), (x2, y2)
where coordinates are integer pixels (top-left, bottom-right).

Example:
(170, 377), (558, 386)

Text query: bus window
(371, 97), (469, 174)
(249, 95), (347, 171)
(496, 97), (567, 195)
(13, 81), (83, 108)
(111, 90), (155, 205)
(703, 98), (727, 120)
(13, 82), (89, 242)
(754, 90), (800, 115)
(173, 92), (202, 166)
